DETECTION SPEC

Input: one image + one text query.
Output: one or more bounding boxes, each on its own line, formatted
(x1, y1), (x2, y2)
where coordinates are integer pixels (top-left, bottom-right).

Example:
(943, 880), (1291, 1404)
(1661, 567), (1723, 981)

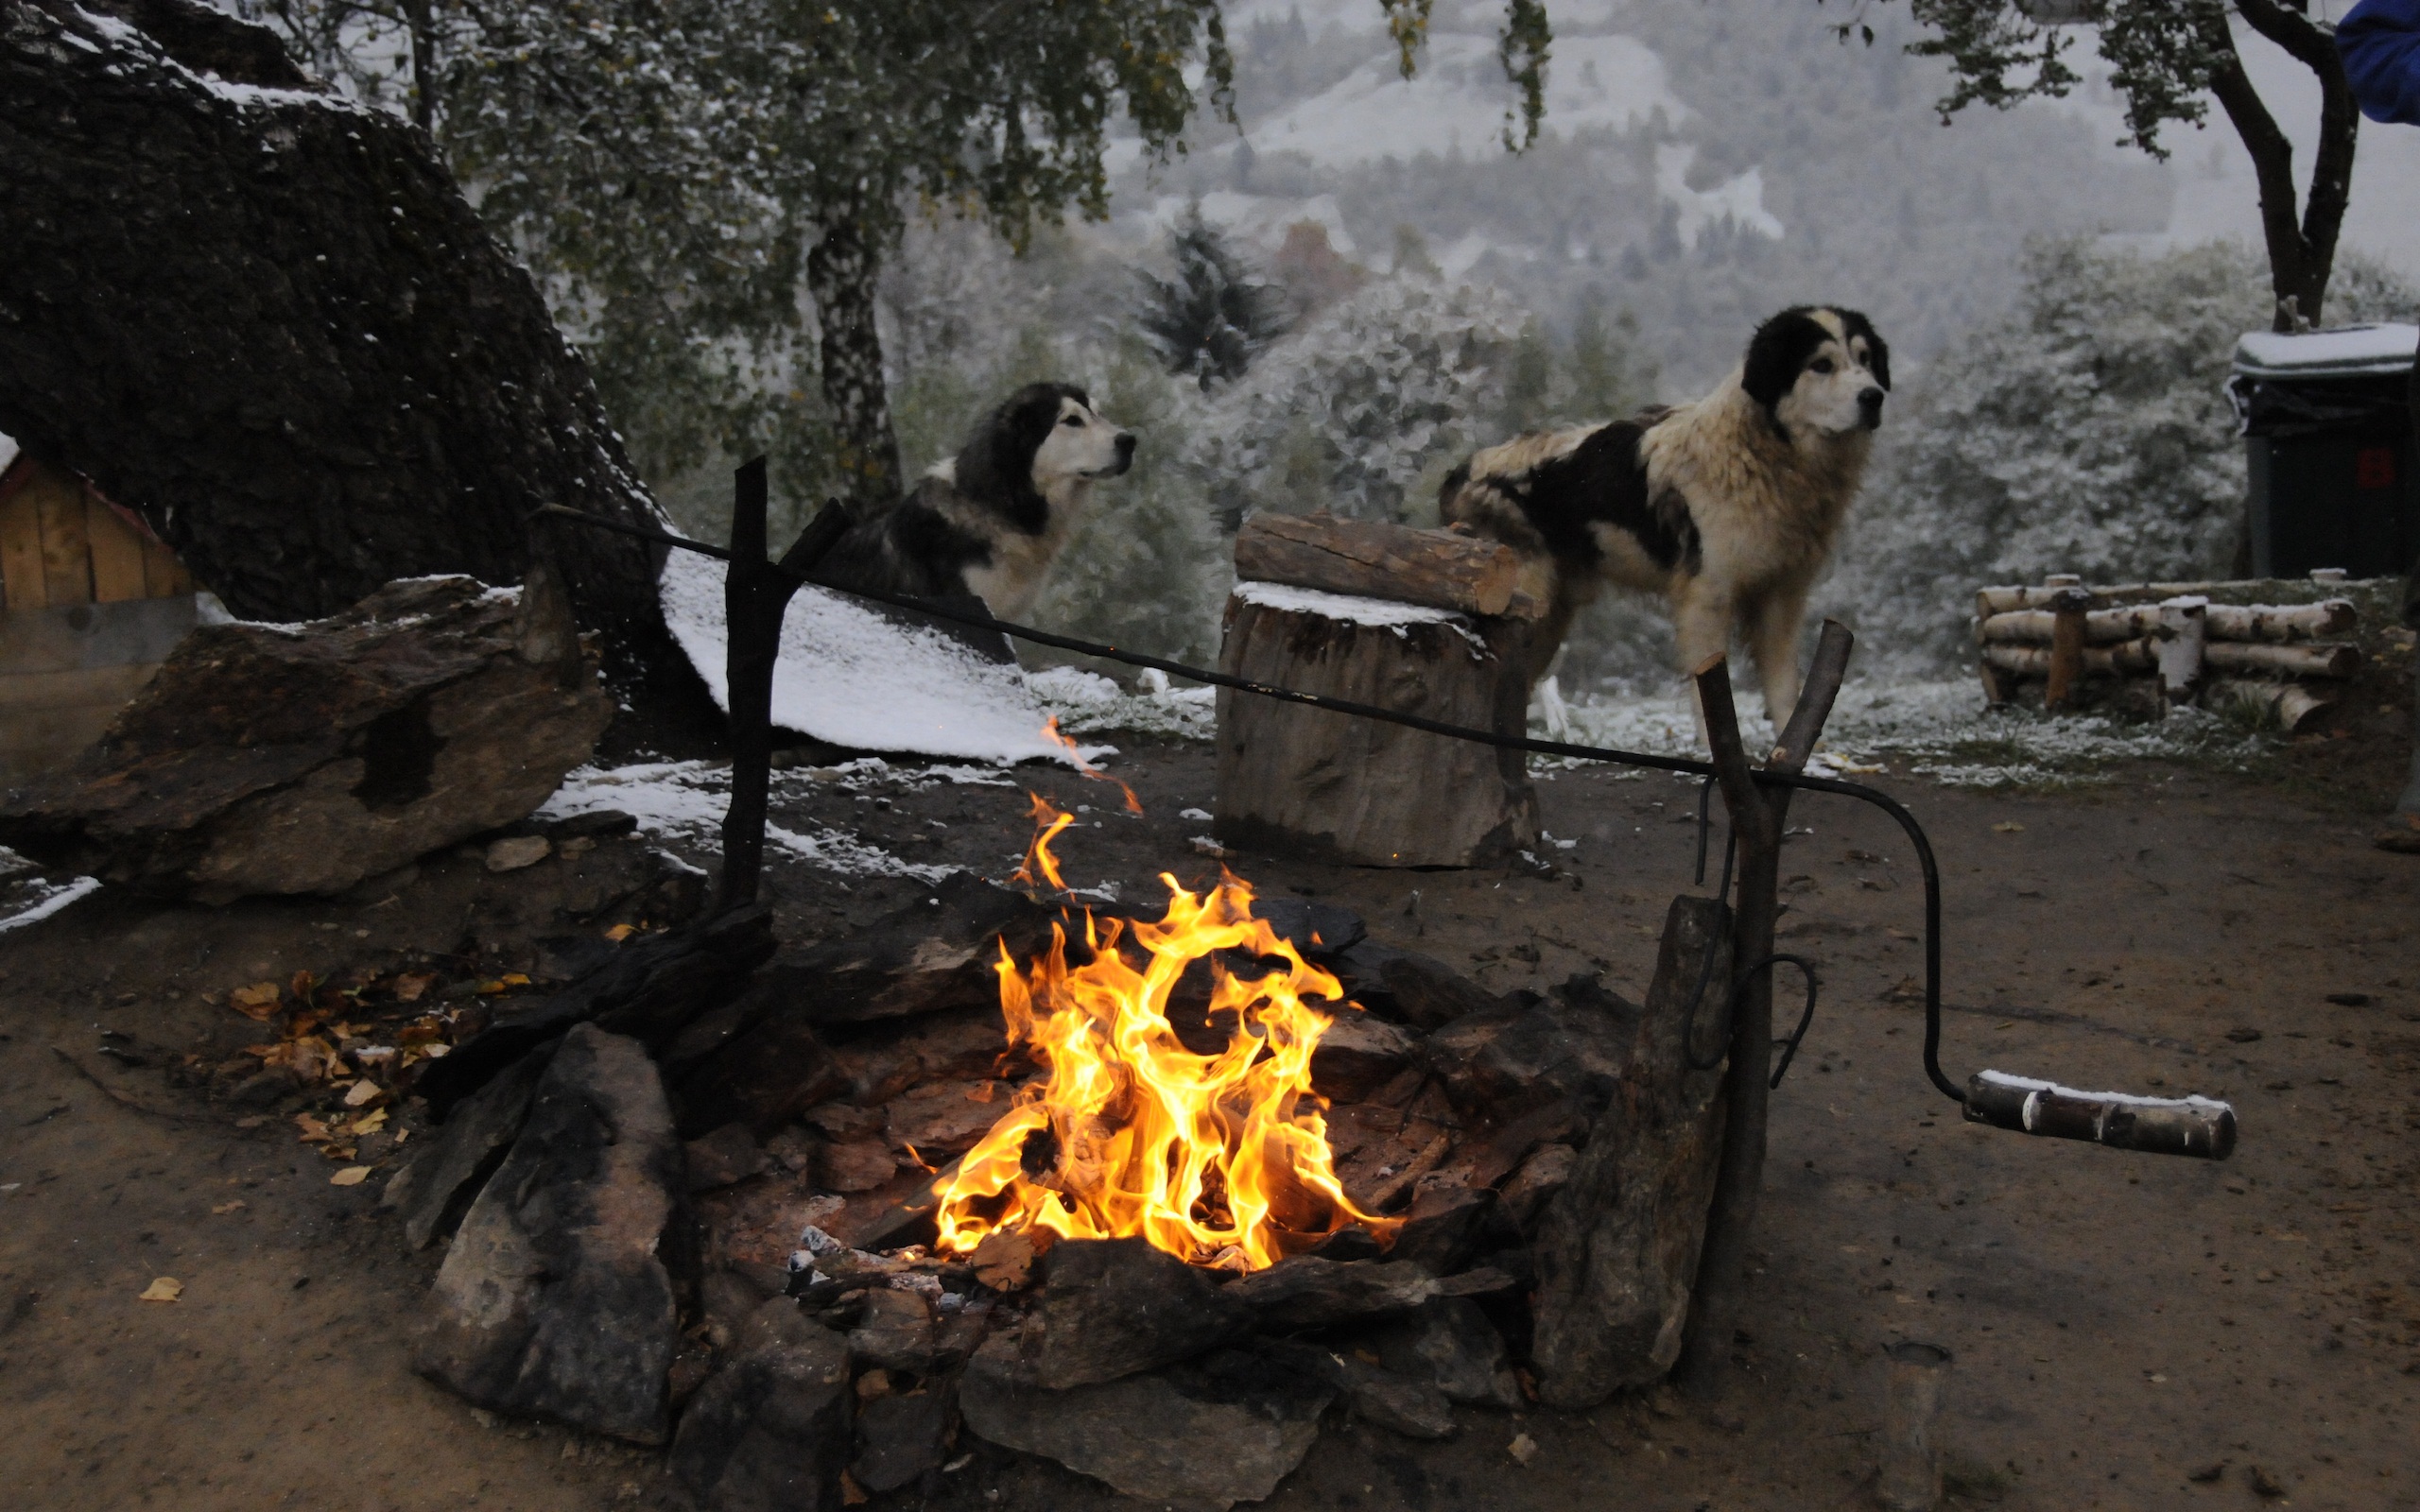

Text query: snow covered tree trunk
(806, 205), (904, 515)
(0, 0), (666, 629)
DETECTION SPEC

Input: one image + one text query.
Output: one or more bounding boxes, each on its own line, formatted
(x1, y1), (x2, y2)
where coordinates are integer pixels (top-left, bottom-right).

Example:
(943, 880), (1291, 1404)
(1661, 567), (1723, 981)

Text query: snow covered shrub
(1821, 240), (2412, 675)
(1192, 275), (1528, 524)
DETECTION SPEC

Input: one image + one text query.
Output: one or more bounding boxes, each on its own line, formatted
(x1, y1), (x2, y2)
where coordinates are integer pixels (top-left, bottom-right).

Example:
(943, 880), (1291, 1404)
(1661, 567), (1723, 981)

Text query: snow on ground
(1028, 666), (1217, 741)
(0, 853), (102, 936)
(1541, 679), (2277, 789)
(659, 548), (1106, 765)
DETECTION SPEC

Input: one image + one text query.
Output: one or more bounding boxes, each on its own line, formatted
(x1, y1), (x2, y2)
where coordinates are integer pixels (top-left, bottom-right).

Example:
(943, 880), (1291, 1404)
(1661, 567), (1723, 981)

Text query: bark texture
(1234, 512), (1535, 619)
(0, 0), (666, 625)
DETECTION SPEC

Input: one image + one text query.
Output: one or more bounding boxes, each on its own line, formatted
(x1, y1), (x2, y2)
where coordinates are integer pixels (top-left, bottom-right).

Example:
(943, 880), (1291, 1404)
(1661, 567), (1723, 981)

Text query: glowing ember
(934, 799), (1396, 1271)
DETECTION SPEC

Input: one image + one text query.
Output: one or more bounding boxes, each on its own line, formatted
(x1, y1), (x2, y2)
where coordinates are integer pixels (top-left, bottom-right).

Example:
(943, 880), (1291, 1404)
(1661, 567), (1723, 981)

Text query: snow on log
(1962, 1071), (2236, 1160)
(0, 0), (665, 627)
(1234, 512), (1539, 619)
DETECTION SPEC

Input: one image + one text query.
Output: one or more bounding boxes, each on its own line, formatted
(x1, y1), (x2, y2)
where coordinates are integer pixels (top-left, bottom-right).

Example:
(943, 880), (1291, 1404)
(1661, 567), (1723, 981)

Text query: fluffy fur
(821, 382), (1134, 621)
(1440, 306), (1890, 721)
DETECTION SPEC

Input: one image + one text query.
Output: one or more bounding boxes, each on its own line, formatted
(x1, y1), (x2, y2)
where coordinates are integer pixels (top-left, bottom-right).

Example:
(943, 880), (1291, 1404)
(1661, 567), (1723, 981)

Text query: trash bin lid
(2233, 323), (2418, 380)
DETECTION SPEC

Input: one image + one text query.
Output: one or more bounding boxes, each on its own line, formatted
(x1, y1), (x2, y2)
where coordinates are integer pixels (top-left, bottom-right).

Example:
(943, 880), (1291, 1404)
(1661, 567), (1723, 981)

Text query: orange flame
(1041, 715), (1143, 815)
(935, 814), (1396, 1271)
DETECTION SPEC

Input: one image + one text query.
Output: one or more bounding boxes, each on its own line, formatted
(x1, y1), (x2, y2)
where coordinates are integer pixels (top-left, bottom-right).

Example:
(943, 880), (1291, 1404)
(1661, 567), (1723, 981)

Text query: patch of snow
(659, 547), (1105, 765)
(1242, 31), (1683, 167)
(0, 431), (17, 475)
(1179, 807), (1214, 822)
(0, 871), (104, 936)
(1975, 1069), (2233, 1115)
(1654, 144), (1785, 249)
(1233, 578), (1478, 634)
(2233, 323), (2418, 379)
(1028, 665), (1217, 741)
(539, 760), (949, 881)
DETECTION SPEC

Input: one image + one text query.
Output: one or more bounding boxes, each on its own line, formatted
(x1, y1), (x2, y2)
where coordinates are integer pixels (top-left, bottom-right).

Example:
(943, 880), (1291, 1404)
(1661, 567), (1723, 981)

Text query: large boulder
(0, 574), (610, 901)
(411, 1024), (684, 1443)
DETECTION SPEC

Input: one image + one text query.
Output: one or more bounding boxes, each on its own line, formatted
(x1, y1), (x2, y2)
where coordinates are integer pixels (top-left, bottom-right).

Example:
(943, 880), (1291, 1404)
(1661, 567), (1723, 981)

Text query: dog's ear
(1839, 308), (1891, 390)
(957, 383), (1065, 526)
(1741, 308), (1824, 414)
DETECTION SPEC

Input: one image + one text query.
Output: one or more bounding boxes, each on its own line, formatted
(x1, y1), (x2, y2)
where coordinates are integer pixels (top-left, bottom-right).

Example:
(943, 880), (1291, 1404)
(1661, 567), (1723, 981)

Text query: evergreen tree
(1135, 209), (1296, 390)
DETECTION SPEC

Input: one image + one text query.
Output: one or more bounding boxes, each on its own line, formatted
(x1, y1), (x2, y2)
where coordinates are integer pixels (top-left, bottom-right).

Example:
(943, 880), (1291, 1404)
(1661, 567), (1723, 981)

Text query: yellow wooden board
(87, 493), (151, 603)
(34, 472), (93, 607)
(0, 489), (42, 613)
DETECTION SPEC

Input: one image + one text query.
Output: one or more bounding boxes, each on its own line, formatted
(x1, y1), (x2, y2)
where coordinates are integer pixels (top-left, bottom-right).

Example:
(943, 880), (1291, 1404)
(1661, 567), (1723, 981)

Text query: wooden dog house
(0, 438), (200, 785)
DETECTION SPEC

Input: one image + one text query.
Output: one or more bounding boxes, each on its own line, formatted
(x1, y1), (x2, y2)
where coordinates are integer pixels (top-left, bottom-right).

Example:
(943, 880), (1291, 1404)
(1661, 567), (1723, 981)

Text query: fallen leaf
(330, 1166), (372, 1187)
(229, 982), (283, 1021)
(139, 1277), (182, 1302)
(211, 1200), (247, 1215)
(294, 1112), (334, 1143)
(603, 923), (639, 943)
(839, 1470), (870, 1505)
(345, 1108), (389, 1137)
(1507, 1432), (1539, 1466)
(393, 971), (437, 1004)
(499, 972), (530, 988)
(1991, 821), (2024, 833)
(341, 1079), (383, 1108)
(290, 970), (318, 1000)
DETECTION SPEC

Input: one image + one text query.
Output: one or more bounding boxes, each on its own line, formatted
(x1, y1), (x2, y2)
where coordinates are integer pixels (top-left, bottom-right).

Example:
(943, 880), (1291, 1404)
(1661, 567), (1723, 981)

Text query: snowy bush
(1821, 239), (2415, 675)
(1191, 275), (1529, 524)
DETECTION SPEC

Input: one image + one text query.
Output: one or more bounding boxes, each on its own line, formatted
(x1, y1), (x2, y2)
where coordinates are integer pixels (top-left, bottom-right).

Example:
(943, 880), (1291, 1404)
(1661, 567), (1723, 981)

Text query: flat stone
(884, 1078), (1010, 1159)
(1499, 1143), (1577, 1230)
(410, 1025), (684, 1443)
(382, 1042), (552, 1249)
(485, 834), (552, 872)
(1249, 897), (1367, 961)
(1345, 947), (1501, 1031)
(1232, 1257), (1443, 1332)
(1426, 976), (1638, 1119)
(961, 1348), (1329, 1508)
(781, 872), (1062, 1025)
(818, 1139), (900, 1194)
(669, 1297), (854, 1512)
(1260, 1339), (1455, 1440)
(845, 1287), (942, 1375)
(684, 1123), (768, 1193)
(852, 1383), (955, 1495)
(1371, 1297), (1522, 1410)
(977, 1238), (1250, 1390)
(1309, 1012), (1422, 1102)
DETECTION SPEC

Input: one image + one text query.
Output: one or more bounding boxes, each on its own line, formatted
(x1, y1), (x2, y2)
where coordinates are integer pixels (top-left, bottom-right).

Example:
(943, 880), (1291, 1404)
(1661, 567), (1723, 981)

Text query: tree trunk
(2203, 4), (2360, 332)
(805, 201), (905, 516)
(0, 0), (666, 629)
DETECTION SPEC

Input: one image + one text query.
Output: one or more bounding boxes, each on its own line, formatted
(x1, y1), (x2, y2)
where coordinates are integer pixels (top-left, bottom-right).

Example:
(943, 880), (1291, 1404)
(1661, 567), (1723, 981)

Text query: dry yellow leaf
(1992, 821), (2025, 833)
(139, 1277), (182, 1302)
(839, 1470), (870, 1506)
(211, 1200), (246, 1215)
(342, 1079), (382, 1108)
(330, 1166), (372, 1187)
(345, 1108), (389, 1137)
(229, 982), (283, 1020)
(603, 923), (638, 943)
(392, 971), (438, 1003)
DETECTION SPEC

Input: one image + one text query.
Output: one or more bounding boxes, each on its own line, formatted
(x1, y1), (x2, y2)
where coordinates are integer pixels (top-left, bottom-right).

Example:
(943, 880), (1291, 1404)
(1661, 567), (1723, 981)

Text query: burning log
(1528, 894), (1733, 1406)
(1214, 580), (1538, 869)
(0, 574), (611, 901)
(1232, 512), (1540, 619)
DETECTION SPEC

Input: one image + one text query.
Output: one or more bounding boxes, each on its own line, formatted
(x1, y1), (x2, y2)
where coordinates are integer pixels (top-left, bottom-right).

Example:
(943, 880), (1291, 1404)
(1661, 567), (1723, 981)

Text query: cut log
(1528, 892), (1733, 1409)
(0, 3), (666, 628)
(2204, 641), (2360, 679)
(1980, 639), (2159, 679)
(0, 575), (610, 901)
(2206, 679), (2338, 733)
(1978, 598), (2357, 645)
(2155, 598), (2206, 704)
(1214, 588), (1536, 868)
(1234, 511), (1540, 619)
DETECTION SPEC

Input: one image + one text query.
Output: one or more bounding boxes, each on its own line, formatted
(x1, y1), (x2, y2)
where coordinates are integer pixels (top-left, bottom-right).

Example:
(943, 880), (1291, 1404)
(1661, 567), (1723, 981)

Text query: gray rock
(961, 1348), (1330, 1508)
(845, 1287), (942, 1375)
(1260, 1339), (1455, 1439)
(684, 1123), (768, 1193)
(1427, 976), (1639, 1119)
(1371, 1297), (1522, 1410)
(669, 1298), (855, 1512)
(382, 1043), (552, 1249)
(1308, 1012), (1422, 1102)
(410, 1025), (683, 1443)
(851, 1383), (955, 1495)
(982, 1238), (1251, 1390)
(1387, 1171), (1495, 1275)
(1231, 1257), (1443, 1332)
(1499, 1143), (1577, 1230)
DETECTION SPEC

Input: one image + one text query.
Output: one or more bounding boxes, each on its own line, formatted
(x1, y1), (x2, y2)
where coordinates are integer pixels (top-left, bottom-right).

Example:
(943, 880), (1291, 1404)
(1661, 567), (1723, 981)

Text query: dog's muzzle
(1102, 431), (1136, 476)
(1858, 387), (1885, 430)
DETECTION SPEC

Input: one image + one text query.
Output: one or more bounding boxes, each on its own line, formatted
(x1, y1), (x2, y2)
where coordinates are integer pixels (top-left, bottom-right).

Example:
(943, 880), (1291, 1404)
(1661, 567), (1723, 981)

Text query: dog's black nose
(1858, 387), (1885, 425)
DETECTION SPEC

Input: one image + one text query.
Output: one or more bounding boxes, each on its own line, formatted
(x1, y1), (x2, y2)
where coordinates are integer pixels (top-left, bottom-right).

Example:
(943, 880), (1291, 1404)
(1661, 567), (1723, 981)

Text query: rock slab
(0, 576), (610, 902)
(670, 1298), (855, 1512)
(411, 1024), (683, 1443)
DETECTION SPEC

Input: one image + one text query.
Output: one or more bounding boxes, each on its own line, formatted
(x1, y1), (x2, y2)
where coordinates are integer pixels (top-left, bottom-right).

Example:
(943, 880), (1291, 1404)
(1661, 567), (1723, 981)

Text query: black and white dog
(822, 382), (1134, 621)
(1440, 306), (1889, 721)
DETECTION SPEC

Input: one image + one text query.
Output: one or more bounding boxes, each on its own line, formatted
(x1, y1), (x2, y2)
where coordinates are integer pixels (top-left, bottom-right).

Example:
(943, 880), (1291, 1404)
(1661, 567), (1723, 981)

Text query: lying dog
(821, 382), (1134, 621)
(1440, 305), (1889, 722)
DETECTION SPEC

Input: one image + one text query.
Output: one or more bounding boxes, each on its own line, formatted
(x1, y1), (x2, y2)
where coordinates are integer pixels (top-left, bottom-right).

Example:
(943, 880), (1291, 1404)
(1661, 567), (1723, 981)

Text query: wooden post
(1675, 620), (1853, 1400)
(2043, 588), (2091, 711)
(2154, 597), (2207, 705)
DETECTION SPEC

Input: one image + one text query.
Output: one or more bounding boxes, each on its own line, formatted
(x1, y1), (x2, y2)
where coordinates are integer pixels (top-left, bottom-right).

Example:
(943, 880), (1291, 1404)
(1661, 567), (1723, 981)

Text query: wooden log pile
(1973, 572), (2366, 730)
(1215, 512), (1546, 868)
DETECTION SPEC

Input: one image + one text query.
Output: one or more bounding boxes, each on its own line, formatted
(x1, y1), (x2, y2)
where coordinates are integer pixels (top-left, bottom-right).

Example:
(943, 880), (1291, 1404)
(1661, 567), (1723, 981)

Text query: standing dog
(821, 382), (1134, 621)
(1439, 306), (1889, 723)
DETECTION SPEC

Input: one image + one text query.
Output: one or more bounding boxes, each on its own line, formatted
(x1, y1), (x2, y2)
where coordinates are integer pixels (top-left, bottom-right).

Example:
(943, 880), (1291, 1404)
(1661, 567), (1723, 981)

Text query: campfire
(934, 799), (1396, 1271)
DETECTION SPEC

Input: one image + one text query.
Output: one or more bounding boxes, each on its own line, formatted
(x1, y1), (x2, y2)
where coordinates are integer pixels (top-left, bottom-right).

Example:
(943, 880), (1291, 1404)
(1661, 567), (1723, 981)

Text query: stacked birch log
(1975, 571), (2363, 730)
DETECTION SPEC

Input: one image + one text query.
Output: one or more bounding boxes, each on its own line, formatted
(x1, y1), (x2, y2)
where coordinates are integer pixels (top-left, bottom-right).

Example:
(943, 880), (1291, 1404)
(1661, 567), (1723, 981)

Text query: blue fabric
(2340, 0), (2420, 127)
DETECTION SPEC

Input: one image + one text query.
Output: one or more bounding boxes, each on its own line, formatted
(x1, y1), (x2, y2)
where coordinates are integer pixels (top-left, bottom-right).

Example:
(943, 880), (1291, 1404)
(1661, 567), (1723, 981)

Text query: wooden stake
(2043, 589), (2090, 711)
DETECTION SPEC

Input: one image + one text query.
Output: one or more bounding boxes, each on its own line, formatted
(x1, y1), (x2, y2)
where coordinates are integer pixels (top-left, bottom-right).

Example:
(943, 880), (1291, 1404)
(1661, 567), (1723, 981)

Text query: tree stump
(1213, 582), (1536, 868)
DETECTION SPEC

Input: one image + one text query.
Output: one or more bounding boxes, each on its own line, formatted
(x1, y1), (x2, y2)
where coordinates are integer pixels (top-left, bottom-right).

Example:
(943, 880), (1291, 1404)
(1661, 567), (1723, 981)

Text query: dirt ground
(3, 735), (2416, 1512)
